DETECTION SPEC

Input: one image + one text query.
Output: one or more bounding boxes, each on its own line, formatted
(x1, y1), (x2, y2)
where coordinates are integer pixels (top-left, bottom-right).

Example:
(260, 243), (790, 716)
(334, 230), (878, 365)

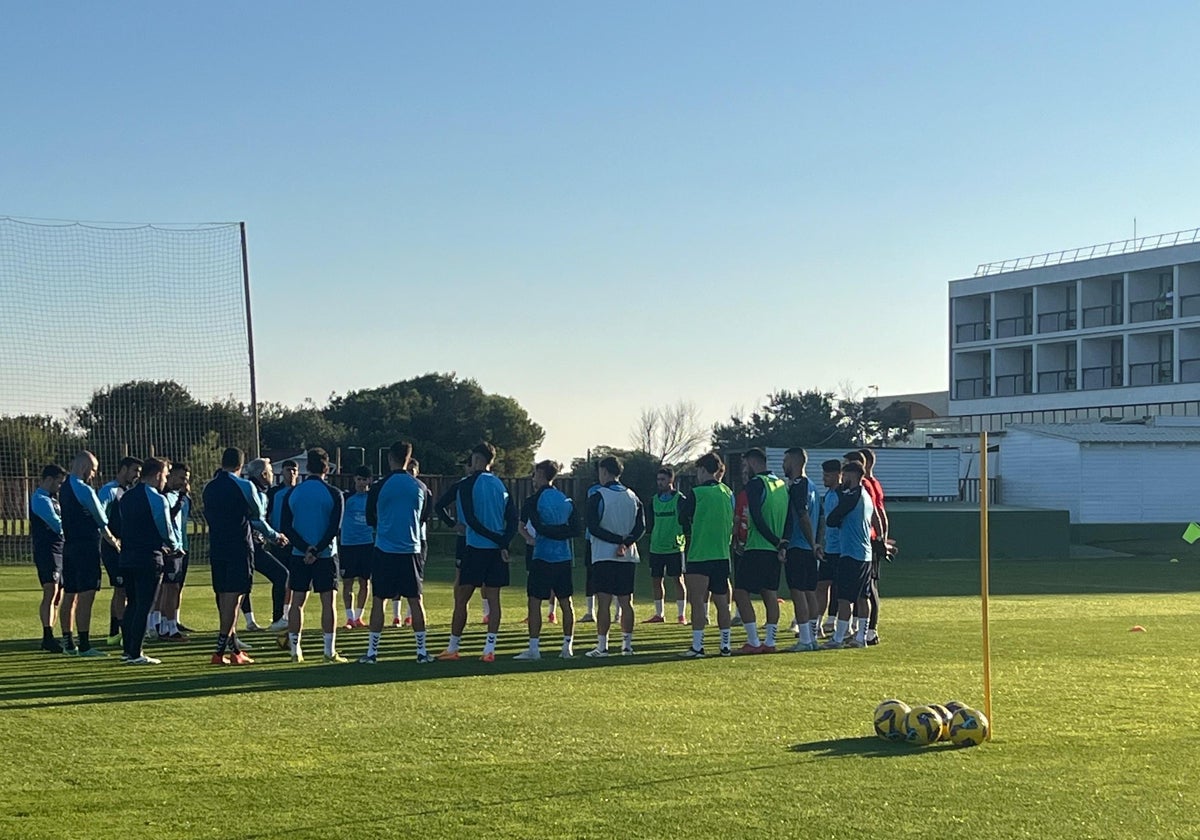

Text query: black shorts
(102, 544), (124, 588)
(784, 547), (818, 592)
(62, 539), (102, 594)
(591, 560), (635, 596)
(211, 553), (254, 594)
(454, 535), (467, 567)
(835, 556), (873, 602)
(34, 549), (62, 586)
(162, 552), (185, 584)
(648, 551), (684, 578)
(289, 554), (340, 593)
(684, 559), (731, 594)
(733, 548), (781, 593)
(527, 558), (574, 600)
(371, 549), (423, 600)
(818, 553), (838, 582)
(460, 546), (509, 589)
(340, 543), (373, 580)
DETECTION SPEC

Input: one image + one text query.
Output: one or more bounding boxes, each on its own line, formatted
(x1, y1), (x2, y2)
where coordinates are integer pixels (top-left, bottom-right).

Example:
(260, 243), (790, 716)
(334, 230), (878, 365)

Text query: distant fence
(956, 478), (1001, 505)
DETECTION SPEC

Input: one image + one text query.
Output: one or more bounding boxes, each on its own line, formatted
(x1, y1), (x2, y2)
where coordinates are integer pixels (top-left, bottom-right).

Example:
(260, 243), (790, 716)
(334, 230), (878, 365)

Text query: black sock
(42, 626), (54, 641)
(63, 630), (75, 648)
(78, 631), (91, 651)
(109, 616), (120, 636)
(216, 634), (229, 654)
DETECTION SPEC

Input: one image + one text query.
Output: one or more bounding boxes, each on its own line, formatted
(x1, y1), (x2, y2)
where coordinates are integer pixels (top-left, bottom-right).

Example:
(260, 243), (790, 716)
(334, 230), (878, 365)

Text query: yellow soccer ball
(873, 699), (911, 741)
(949, 707), (990, 747)
(927, 704), (953, 741)
(904, 705), (943, 746)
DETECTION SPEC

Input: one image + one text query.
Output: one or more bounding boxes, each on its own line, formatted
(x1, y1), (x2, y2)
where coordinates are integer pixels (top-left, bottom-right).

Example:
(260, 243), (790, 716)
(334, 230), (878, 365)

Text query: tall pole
(240, 222), (261, 458)
(979, 431), (993, 737)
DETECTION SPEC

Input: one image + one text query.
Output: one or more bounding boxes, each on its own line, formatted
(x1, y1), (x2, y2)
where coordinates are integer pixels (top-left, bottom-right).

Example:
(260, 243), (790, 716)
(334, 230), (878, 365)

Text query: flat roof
(1007, 422), (1200, 444)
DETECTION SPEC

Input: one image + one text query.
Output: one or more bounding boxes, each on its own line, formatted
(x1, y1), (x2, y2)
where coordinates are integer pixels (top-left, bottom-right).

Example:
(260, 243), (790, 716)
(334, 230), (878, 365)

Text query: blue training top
(203, 470), (278, 563)
(341, 491), (374, 547)
(60, 474), (108, 546)
(29, 488), (64, 563)
(532, 485), (576, 563)
(786, 476), (821, 551)
(282, 475), (344, 559)
(459, 471), (517, 550)
(822, 488), (841, 556)
(119, 483), (181, 568)
(366, 470), (426, 554)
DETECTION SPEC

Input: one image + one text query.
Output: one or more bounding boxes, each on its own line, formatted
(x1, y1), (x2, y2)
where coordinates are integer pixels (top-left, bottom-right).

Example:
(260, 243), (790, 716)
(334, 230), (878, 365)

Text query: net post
(979, 431), (993, 738)
(240, 222), (261, 458)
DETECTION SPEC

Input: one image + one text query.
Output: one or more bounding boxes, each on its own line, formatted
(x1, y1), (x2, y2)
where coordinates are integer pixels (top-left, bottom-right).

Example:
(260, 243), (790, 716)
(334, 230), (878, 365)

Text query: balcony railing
(1037, 369), (1077, 393)
(1082, 365), (1123, 390)
(975, 226), (1200, 276)
(995, 315), (1032, 338)
(955, 321), (990, 343)
(1128, 361), (1174, 387)
(994, 373), (1031, 396)
(1037, 309), (1077, 333)
(954, 377), (990, 399)
(1180, 293), (1200, 317)
(1181, 358), (1200, 383)
(1082, 304), (1122, 328)
(1130, 298), (1173, 323)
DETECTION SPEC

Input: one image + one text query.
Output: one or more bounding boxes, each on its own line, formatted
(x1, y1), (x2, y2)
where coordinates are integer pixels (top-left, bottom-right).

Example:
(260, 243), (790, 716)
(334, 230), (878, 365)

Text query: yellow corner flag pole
(979, 431), (993, 738)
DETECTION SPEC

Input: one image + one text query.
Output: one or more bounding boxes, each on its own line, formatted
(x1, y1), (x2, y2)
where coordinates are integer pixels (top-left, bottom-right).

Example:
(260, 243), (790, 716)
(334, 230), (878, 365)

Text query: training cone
(1129, 625), (1146, 632)
(1182, 523), (1200, 544)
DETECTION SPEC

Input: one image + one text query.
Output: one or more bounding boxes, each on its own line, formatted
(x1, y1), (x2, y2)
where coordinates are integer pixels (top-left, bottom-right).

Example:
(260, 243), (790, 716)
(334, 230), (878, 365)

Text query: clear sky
(4, 2), (1200, 463)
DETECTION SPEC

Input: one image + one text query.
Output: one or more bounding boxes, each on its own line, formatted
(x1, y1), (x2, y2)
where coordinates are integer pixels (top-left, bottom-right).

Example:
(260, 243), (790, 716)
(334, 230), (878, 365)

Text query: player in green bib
(677, 452), (734, 657)
(644, 467), (688, 624)
(732, 448), (788, 654)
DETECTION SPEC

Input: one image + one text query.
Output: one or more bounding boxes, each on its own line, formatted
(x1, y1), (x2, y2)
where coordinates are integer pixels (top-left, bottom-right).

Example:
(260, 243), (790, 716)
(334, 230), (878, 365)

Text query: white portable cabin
(1001, 419), (1200, 523)
(764, 447), (960, 500)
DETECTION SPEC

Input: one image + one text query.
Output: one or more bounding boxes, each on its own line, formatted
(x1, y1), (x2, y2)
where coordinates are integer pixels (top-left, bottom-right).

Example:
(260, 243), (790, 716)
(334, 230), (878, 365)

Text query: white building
(1000, 418), (1200, 523)
(947, 229), (1200, 433)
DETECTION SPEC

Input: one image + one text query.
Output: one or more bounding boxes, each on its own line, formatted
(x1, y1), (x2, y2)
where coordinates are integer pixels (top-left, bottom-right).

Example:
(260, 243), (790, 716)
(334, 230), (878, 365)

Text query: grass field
(0, 554), (1198, 839)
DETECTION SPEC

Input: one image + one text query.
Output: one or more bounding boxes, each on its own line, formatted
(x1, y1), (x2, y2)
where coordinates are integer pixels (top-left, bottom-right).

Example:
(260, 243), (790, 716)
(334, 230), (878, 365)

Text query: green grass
(0, 555), (1198, 839)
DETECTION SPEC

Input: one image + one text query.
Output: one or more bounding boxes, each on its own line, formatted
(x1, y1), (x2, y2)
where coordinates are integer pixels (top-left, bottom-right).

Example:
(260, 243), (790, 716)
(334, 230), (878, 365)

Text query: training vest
(590, 483), (641, 563)
(687, 482), (734, 562)
(744, 472), (788, 552)
(650, 491), (686, 554)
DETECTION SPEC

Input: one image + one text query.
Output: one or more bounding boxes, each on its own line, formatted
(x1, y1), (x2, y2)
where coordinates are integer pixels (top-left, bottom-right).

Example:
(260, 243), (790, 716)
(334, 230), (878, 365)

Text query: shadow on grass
(788, 736), (931, 759)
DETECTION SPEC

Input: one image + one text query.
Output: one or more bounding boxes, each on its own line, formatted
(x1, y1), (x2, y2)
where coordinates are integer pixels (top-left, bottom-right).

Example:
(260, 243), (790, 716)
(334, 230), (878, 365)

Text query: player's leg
(557, 585), (576, 658)
(669, 554), (687, 623)
(361, 594), (388, 663)
(75, 588), (99, 654)
(647, 553), (666, 621)
(353, 576), (369, 626)
(214, 591), (243, 662)
(38, 582), (61, 652)
(517, 559), (545, 660)
(318, 558), (344, 661)
(683, 571), (709, 655)
(288, 590), (310, 660)
(589, 587), (614, 656)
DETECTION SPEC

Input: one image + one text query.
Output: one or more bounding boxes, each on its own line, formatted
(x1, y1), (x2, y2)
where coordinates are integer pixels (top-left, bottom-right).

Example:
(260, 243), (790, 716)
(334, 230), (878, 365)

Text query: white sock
(244, 611), (255, 627)
(654, 599), (664, 617)
(856, 622), (868, 643)
(163, 619), (177, 635)
(834, 619), (849, 643)
(482, 601), (491, 618)
(765, 623), (778, 647)
(799, 623), (814, 644)
(597, 632), (608, 652)
(720, 628), (731, 649)
(149, 610), (160, 630)
(447, 634), (461, 653)
(562, 635), (572, 654)
(392, 601), (401, 620)
(744, 623), (761, 647)
(289, 631), (301, 655)
(676, 600), (686, 619)
(405, 603), (412, 619)
(353, 608), (363, 621)
(323, 632), (335, 657)
(586, 596), (595, 613)
(529, 637), (540, 654)
(622, 631), (633, 650)
(368, 632), (381, 656)
(483, 632), (497, 655)
(345, 608), (354, 622)
(692, 629), (704, 650)
(415, 630), (427, 656)
(547, 605), (556, 618)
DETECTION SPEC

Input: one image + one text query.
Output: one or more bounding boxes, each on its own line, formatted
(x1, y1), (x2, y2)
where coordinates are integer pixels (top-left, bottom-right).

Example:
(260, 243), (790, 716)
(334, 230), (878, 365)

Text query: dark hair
(843, 451), (866, 465)
(388, 441), (413, 466)
(858, 448), (875, 467)
(41, 463), (67, 480)
(143, 457), (170, 478)
(821, 459), (843, 474)
(535, 459), (559, 482)
(743, 447), (767, 465)
(657, 466), (675, 481)
(696, 452), (724, 475)
(598, 455), (623, 477)
(471, 442), (496, 465)
(353, 465), (372, 479)
(118, 456), (143, 472)
(784, 447), (808, 466)
(841, 460), (865, 476)
(169, 461), (189, 473)
(281, 459), (298, 470)
(408, 458), (420, 473)
(221, 447), (244, 469)
(306, 447), (330, 475)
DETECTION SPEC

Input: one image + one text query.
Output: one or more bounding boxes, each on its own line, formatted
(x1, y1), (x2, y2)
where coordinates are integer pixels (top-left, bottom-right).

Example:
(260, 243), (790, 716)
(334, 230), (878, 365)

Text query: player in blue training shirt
(392, 458), (432, 627)
(822, 460), (875, 649)
(340, 465), (374, 629)
(781, 447), (821, 652)
(281, 448), (346, 663)
(437, 442), (517, 663)
(60, 451), (121, 657)
(514, 460), (581, 660)
(265, 460), (300, 633)
(30, 463), (68, 653)
(157, 461), (192, 642)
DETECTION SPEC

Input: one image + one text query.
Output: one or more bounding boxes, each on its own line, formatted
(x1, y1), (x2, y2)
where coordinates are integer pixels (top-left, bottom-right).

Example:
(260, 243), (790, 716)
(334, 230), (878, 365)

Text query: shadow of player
(788, 736), (923, 759)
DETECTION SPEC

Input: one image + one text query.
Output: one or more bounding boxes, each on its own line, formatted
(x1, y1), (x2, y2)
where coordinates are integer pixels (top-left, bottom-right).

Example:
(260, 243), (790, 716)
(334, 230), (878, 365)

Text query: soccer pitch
(0, 556), (1197, 839)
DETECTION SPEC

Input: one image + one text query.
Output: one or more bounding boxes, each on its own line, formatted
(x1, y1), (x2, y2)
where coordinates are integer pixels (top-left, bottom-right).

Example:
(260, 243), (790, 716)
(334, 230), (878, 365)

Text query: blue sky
(4, 2), (1200, 462)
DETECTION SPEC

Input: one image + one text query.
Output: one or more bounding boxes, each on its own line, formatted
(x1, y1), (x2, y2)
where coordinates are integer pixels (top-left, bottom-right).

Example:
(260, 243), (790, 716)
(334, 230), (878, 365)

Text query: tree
(259, 400), (351, 454)
(0, 415), (79, 477)
(836, 397), (914, 447)
(628, 400), (709, 466)
(711, 389), (855, 452)
(568, 445), (661, 503)
(325, 373), (544, 476)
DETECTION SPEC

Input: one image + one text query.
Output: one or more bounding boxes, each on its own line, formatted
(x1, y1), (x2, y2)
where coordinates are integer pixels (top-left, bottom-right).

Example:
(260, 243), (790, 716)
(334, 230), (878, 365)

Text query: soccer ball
(949, 708), (990, 747)
(927, 704), (953, 741)
(904, 705), (943, 746)
(944, 700), (968, 717)
(873, 699), (911, 741)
